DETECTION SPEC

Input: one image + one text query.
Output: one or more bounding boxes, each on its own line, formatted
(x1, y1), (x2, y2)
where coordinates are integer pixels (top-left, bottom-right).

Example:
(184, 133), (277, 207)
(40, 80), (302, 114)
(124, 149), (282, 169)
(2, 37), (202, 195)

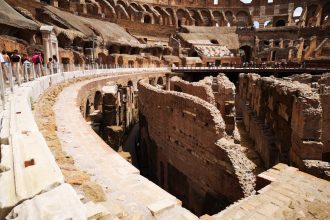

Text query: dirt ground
(33, 77), (106, 203)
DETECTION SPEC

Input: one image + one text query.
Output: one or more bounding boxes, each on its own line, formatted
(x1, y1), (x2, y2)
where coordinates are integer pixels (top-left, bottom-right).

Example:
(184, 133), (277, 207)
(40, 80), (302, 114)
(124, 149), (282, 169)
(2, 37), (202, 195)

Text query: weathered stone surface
(6, 184), (87, 220)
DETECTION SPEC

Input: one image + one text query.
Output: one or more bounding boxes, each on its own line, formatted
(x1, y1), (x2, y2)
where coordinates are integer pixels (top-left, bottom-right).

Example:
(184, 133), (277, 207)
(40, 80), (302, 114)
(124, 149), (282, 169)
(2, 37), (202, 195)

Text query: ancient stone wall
(237, 73), (329, 179)
(170, 76), (215, 105)
(138, 80), (255, 216)
(213, 74), (237, 138)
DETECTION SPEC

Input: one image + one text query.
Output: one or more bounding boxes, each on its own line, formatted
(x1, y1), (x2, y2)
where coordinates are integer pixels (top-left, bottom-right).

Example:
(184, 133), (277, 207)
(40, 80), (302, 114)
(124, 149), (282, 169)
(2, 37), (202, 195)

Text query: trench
(84, 79), (261, 217)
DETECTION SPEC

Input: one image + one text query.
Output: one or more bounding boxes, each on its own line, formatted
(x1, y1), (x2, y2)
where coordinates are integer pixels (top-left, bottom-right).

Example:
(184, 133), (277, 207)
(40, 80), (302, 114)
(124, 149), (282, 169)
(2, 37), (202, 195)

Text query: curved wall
(138, 79), (256, 215)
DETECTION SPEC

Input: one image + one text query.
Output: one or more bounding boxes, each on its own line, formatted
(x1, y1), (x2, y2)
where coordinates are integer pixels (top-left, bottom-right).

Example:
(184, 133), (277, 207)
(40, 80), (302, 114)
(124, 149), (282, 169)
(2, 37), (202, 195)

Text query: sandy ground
(33, 77), (106, 203)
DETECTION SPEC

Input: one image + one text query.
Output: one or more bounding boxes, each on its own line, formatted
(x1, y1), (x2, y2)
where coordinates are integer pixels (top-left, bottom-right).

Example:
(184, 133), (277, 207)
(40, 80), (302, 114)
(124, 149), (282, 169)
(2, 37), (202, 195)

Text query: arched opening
(173, 85), (182, 92)
(41, 0), (51, 4)
(275, 19), (286, 27)
(157, 77), (164, 85)
(239, 45), (252, 63)
(85, 99), (90, 121)
(224, 11), (233, 26)
(236, 11), (250, 27)
(57, 33), (72, 49)
(306, 5), (318, 26)
(94, 91), (102, 111)
(253, 21), (260, 28)
(191, 51), (199, 57)
(128, 60), (135, 67)
(271, 51), (277, 61)
(322, 3), (330, 25)
(144, 15), (152, 24)
(293, 7), (303, 18)
(210, 39), (219, 44)
(264, 20), (272, 27)
(128, 80), (133, 87)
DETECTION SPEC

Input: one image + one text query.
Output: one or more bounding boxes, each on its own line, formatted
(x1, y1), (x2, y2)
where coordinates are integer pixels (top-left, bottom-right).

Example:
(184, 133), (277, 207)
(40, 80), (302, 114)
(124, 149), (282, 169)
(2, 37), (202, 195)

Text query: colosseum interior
(0, 0), (330, 219)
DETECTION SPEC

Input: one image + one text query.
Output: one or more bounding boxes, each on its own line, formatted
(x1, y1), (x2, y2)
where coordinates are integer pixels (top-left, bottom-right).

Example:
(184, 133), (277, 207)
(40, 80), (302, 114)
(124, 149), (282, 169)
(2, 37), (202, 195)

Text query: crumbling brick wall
(138, 80), (255, 216)
(213, 74), (238, 138)
(170, 76), (215, 105)
(237, 74), (329, 177)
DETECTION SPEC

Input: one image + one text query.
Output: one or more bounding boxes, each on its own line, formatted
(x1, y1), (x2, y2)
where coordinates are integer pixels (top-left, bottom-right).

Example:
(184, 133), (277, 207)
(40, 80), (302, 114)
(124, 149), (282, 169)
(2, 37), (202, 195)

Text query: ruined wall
(138, 80), (255, 216)
(237, 73), (329, 179)
(213, 74), (237, 138)
(170, 76), (215, 105)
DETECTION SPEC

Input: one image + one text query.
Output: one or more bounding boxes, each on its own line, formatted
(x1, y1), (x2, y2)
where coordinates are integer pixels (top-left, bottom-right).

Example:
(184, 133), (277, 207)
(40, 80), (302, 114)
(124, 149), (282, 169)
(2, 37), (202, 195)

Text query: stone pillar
(40, 26), (58, 63)
(165, 73), (171, 91)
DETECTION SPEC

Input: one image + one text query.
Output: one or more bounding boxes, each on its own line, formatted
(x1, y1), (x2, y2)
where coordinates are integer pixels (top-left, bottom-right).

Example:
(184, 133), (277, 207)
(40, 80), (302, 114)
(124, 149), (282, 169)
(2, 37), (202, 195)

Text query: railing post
(24, 64), (28, 82)
(8, 63), (14, 92)
(37, 63), (42, 78)
(31, 64), (36, 80)
(0, 65), (6, 108)
(16, 63), (21, 86)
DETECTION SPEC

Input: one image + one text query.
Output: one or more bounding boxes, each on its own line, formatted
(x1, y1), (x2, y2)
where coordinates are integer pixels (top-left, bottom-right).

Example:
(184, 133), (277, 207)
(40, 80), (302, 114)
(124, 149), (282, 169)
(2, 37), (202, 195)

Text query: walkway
(54, 72), (198, 219)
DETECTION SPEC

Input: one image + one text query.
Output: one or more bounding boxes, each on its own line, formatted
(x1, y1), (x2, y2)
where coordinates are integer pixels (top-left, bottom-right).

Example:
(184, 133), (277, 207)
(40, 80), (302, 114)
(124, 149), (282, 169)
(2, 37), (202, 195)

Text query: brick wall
(138, 80), (255, 216)
(237, 73), (329, 176)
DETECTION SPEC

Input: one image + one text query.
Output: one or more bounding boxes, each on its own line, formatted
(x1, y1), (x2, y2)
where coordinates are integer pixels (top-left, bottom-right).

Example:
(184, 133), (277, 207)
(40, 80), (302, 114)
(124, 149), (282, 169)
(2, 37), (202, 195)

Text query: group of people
(0, 49), (59, 83)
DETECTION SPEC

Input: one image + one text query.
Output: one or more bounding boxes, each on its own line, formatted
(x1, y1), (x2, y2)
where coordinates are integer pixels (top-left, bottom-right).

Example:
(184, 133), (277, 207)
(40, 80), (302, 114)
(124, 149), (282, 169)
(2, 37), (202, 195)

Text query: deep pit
(82, 72), (330, 217)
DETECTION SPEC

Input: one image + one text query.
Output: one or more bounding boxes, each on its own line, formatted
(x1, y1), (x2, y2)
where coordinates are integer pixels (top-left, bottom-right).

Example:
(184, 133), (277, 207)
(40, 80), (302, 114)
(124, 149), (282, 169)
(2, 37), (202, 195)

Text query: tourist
(52, 55), (58, 73)
(0, 50), (10, 81)
(22, 57), (32, 81)
(11, 50), (22, 82)
(47, 58), (53, 74)
(32, 50), (43, 77)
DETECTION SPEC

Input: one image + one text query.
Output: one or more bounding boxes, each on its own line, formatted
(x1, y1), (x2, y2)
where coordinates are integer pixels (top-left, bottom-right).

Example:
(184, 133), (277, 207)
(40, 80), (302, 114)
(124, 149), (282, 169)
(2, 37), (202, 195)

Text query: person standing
(22, 54), (32, 81)
(0, 52), (6, 82)
(2, 50), (10, 80)
(47, 58), (53, 75)
(52, 55), (58, 74)
(32, 50), (43, 77)
(11, 50), (22, 82)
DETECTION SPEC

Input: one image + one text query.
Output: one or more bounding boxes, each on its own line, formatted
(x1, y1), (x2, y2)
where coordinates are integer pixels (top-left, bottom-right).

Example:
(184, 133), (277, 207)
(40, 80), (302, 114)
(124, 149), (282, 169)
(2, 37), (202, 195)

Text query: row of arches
(91, 0), (253, 27)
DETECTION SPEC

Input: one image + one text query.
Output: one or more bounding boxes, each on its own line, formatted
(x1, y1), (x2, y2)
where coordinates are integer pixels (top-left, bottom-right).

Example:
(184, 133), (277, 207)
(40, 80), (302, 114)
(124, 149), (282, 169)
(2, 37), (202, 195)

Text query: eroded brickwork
(237, 73), (330, 179)
(138, 79), (256, 216)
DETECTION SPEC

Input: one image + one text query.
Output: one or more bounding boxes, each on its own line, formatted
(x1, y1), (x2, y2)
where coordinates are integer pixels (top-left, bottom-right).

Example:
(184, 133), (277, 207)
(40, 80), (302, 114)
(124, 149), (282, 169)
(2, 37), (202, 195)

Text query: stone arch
(143, 14), (152, 24)
(116, 0), (128, 9)
(129, 2), (141, 11)
(166, 8), (177, 26)
(108, 45), (120, 54)
(157, 77), (164, 85)
(240, 45), (252, 63)
(275, 19), (286, 27)
(176, 8), (193, 27)
(293, 6), (303, 23)
(201, 10), (212, 26)
(213, 10), (224, 26)
(189, 9), (203, 26)
(306, 4), (319, 27)
(154, 6), (171, 25)
(236, 11), (250, 27)
(73, 36), (84, 48)
(57, 32), (72, 49)
(128, 60), (135, 67)
(253, 21), (260, 28)
(115, 4), (129, 19)
(322, 3), (330, 25)
(225, 11), (234, 26)
(118, 56), (124, 66)
(94, 91), (103, 111)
